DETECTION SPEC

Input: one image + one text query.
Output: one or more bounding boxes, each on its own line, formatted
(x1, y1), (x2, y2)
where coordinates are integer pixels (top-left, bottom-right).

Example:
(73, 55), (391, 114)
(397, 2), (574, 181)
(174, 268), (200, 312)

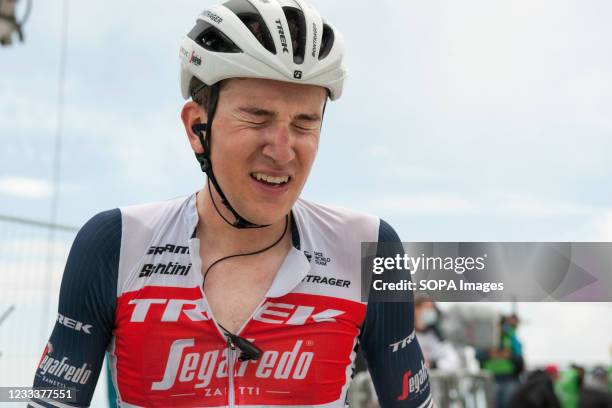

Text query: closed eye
(293, 124), (318, 132)
(292, 119), (321, 131)
(244, 120), (267, 126)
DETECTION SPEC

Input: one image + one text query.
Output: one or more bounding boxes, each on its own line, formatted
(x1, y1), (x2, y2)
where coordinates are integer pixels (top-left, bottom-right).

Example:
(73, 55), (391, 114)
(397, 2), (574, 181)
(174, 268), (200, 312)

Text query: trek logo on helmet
(294, 71), (302, 79)
(275, 19), (289, 53)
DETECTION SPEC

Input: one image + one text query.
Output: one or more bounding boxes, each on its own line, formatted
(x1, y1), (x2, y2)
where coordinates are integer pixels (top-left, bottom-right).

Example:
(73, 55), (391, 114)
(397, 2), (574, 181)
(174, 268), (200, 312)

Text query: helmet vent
(282, 7), (306, 64)
(200, 27), (242, 53)
(223, 0), (277, 54)
(236, 13), (277, 54)
(188, 20), (242, 53)
(318, 23), (334, 60)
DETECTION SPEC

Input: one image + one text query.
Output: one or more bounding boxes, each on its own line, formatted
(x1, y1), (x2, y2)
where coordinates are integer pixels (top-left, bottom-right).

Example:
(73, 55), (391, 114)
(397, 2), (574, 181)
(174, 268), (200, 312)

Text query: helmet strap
(193, 83), (269, 229)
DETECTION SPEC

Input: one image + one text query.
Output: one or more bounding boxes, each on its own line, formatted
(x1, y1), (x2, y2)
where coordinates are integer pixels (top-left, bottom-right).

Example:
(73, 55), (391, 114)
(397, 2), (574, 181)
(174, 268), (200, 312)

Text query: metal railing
(0, 213), (77, 385)
(347, 369), (496, 408)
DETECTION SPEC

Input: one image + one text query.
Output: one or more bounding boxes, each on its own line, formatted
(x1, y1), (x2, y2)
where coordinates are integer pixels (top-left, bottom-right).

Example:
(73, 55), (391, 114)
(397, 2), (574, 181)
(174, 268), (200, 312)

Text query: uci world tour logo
(304, 250), (331, 266)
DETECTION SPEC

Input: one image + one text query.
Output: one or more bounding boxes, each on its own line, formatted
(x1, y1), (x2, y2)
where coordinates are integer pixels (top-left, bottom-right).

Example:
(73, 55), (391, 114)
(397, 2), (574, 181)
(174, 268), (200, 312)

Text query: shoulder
(73, 209), (122, 256)
(293, 198), (400, 244)
(62, 209), (122, 299)
(377, 218), (401, 243)
(76, 195), (192, 245)
(115, 195), (196, 290)
(119, 195), (193, 227)
(72, 195), (194, 272)
(293, 198), (380, 240)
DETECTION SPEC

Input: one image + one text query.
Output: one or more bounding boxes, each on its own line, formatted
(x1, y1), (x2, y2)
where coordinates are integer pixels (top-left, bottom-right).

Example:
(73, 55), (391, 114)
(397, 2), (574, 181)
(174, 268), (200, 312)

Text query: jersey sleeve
(359, 219), (433, 408)
(30, 210), (121, 408)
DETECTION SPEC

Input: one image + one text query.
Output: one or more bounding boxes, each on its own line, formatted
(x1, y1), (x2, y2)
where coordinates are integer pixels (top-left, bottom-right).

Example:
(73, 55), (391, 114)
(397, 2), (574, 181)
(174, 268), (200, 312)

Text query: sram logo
(152, 339), (313, 390)
(128, 299), (345, 325)
(147, 244), (189, 255)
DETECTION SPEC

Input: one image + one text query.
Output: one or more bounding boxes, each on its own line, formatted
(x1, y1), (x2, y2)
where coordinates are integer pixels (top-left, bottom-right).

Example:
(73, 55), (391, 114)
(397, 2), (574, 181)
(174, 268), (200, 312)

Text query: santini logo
(139, 262), (192, 278)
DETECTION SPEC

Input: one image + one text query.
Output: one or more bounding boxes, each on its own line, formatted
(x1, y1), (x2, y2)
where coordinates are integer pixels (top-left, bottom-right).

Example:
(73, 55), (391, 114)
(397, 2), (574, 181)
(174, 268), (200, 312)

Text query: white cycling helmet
(179, 0), (346, 101)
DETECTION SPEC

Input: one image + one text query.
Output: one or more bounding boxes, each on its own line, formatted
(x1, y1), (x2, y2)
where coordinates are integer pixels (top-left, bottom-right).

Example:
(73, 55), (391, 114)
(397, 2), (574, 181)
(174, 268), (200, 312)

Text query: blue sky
(1, 0), (611, 399)
(2, 0), (612, 240)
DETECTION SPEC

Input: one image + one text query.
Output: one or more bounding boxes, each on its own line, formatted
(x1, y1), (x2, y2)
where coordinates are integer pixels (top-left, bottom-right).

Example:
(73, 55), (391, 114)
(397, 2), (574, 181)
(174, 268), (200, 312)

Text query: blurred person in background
(577, 365), (612, 408)
(508, 366), (561, 408)
(585, 366), (611, 394)
(556, 365), (582, 408)
(414, 296), (462, 371)
(476, 314), (524, 408)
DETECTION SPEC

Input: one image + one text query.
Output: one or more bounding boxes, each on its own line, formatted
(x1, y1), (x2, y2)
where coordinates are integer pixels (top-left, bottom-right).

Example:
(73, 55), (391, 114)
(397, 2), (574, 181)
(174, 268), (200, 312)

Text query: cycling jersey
(31, 194), (433, 407)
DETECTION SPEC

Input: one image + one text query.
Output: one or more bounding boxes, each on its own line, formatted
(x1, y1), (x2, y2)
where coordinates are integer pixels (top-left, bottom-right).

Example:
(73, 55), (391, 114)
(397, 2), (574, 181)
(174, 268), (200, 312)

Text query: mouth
(250, 172), (292, 189)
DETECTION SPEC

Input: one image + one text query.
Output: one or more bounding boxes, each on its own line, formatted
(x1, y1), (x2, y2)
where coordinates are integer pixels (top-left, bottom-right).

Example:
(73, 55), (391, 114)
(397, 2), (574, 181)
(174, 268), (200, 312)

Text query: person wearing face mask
(476, 314), (525, 408)
(414, 297), (461, 371)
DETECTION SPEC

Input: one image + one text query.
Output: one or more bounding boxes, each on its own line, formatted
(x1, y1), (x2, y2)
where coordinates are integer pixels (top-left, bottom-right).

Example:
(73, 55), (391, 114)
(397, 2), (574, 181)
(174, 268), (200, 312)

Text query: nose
(261, 123), (295, 165)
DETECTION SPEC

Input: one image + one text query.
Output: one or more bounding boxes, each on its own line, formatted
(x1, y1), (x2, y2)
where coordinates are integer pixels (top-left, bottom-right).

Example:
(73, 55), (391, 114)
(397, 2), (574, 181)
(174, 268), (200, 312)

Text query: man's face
(207, 78), (327, 225)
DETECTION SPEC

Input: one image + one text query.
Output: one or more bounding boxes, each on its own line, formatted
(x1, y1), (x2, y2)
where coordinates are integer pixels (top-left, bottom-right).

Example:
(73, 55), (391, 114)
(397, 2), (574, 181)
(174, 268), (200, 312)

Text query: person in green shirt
(477, 314), (525, 408)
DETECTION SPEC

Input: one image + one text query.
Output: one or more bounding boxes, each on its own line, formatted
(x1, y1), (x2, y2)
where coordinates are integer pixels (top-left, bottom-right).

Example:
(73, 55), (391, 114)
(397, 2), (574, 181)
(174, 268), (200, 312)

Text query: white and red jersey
(32, 194), (433, 407)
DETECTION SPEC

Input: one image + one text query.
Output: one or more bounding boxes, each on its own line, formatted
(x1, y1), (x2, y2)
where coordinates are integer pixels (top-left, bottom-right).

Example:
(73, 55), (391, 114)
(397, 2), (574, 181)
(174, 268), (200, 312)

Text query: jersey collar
(186, 192), (311, 298)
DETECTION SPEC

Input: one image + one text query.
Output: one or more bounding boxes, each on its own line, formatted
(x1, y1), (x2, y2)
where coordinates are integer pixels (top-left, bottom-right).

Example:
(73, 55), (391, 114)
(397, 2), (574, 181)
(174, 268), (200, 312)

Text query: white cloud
(595, 211), (612, 241)
(362, 145), (448, 183)
(518, 303), (612, 367)
(497, 194), (596, 216)
(0, 84), (195, 188)
(58, 103), (196, 187)
(366, 192), (604, 218)
(370, 193), (475, 214)
(0, 78), (59, 134)
(0, 176), (53, 198)
(364, 145), (391, 159)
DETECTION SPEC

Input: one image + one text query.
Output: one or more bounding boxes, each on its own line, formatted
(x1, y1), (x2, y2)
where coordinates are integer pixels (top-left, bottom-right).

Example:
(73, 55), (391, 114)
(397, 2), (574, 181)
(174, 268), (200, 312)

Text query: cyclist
(31, 0), (433, 406)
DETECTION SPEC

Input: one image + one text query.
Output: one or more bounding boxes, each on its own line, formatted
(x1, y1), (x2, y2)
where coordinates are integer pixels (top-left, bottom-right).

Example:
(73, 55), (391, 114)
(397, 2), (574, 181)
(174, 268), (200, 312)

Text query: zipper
(194, 292), (267, 406)
(190, 241), (271, 407)
(227, 336), (236, 407)
(226, 297), (268, 406)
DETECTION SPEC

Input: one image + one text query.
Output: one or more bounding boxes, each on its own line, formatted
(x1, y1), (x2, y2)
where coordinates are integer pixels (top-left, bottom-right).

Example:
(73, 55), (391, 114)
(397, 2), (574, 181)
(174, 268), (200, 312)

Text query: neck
(195, 182), (291, 255)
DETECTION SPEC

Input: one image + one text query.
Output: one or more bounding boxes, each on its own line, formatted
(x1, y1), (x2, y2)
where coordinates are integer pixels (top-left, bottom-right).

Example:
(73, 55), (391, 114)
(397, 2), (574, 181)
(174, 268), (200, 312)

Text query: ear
(181, 101), (208, 154)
